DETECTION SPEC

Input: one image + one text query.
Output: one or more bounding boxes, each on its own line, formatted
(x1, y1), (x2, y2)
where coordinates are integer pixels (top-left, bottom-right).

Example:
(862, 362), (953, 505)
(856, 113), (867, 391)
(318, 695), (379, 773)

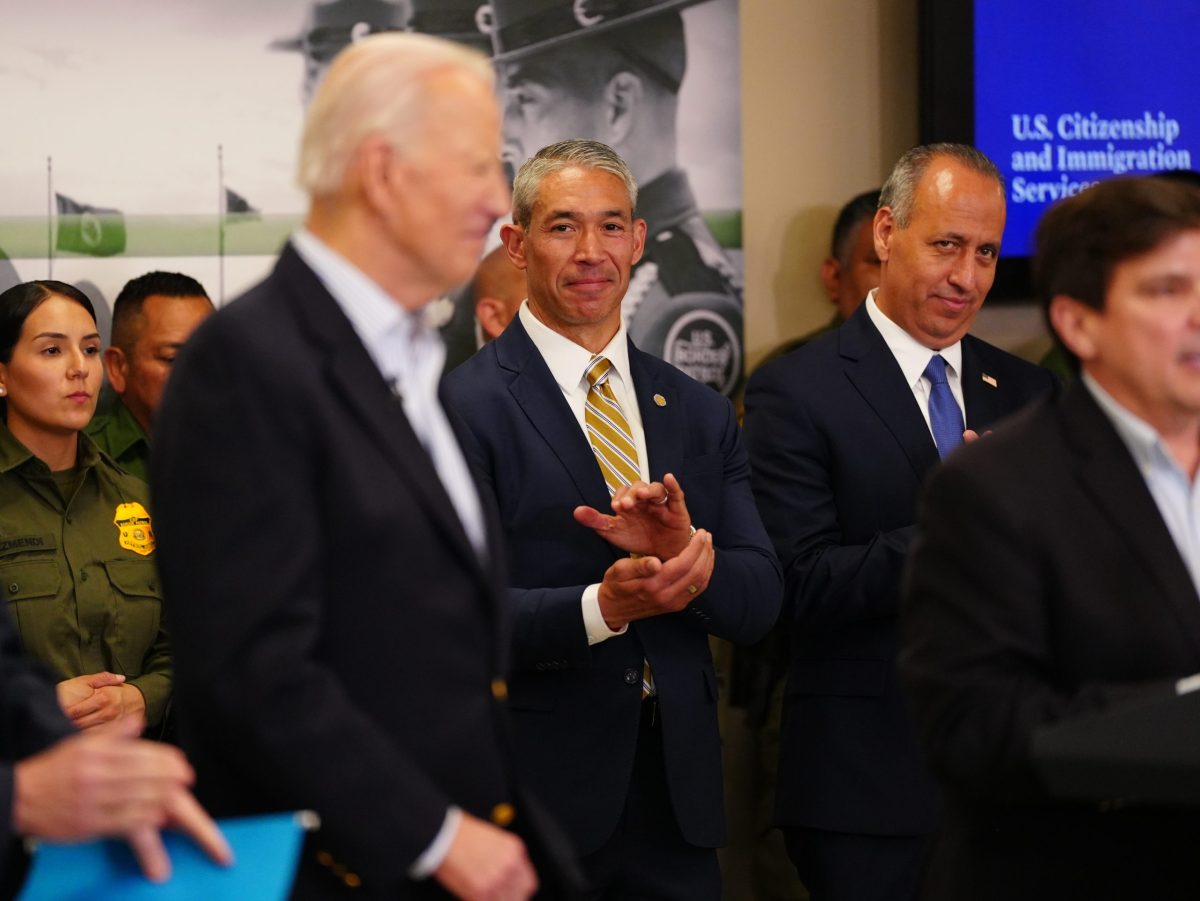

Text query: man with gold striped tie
(444, 139), (781, 900)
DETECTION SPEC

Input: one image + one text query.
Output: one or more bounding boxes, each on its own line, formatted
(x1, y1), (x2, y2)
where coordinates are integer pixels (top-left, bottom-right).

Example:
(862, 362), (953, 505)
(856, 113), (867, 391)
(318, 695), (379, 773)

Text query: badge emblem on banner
(662, 306), (742, 396)
(113, 502), (156, 556)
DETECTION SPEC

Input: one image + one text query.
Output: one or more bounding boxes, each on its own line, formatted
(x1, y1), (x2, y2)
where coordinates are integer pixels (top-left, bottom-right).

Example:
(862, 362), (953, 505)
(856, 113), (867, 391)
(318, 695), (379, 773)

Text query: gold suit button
(491, 802), (515, 826)
(491, 678), (508, 701)
(343, 872), (362, 888)
(316, 850), (334, 867)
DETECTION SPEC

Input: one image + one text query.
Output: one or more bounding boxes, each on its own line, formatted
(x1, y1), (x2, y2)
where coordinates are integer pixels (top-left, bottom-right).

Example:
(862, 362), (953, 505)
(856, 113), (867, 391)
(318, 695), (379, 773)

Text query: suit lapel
(629, 342), (684, 481)
(840, 307), (941, 480)
(496, 319), (613, 514)
(276, 247), (488, 583)
(960, 336), (1012, 430)
(1061, 382), (1200, 652)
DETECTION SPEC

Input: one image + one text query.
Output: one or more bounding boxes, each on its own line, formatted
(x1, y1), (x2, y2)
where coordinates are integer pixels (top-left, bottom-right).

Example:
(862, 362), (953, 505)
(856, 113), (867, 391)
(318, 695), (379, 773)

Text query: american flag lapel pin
(981, 373), (998, 388)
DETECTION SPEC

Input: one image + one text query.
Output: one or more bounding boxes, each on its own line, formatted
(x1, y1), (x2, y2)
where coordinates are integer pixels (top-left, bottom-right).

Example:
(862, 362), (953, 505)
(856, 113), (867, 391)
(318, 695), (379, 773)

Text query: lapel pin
(653, 393), (667, 407)
(981, 373), (998, 388)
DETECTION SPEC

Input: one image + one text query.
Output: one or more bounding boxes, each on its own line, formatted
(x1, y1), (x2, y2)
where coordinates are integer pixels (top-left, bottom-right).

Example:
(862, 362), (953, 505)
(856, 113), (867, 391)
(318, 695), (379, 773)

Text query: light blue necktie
(923, 354), (964, 459)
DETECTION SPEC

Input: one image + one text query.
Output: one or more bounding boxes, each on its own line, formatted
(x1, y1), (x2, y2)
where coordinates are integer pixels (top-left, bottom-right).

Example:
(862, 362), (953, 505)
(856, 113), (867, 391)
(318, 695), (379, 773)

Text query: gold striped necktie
(584, 355), (639, 495)
(583, 355), (655, 699)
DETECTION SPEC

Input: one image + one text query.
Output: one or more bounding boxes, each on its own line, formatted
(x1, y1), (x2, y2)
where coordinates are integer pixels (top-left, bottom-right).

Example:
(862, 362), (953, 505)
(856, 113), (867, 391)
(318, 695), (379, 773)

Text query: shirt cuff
(582, 583), (627, 645)
(408, 806), (462, 879)
(1176, 673), (1200, 695)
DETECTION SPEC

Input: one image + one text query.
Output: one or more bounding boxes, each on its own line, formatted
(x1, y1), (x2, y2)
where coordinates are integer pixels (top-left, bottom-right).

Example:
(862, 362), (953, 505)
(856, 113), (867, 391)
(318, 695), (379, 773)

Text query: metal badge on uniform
(113, 502), (156, 556)
(653, 393), (667, 407)
(981, 373), (998, 388)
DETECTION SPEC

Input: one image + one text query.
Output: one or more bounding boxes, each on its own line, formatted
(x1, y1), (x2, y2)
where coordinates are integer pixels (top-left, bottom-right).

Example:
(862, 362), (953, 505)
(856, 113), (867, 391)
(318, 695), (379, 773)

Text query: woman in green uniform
(0, 280), (169, 734)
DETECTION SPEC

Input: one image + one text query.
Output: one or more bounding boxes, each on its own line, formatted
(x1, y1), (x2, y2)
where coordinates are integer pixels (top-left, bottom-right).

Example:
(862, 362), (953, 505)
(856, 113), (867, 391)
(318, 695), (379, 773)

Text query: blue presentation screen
(975, 0), (1199, 256)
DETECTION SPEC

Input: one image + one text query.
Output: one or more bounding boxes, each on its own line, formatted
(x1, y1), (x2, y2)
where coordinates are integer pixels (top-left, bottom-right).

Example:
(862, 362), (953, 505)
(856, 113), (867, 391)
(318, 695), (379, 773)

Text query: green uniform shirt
(86, 396), (151, 483)
(0, 426), (170, 728)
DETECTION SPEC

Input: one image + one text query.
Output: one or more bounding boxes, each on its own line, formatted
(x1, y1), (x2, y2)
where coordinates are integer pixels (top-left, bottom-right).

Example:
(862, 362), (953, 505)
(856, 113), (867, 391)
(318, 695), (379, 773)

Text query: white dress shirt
(518, 301), (646, 645)
(866, 290), (966, 437)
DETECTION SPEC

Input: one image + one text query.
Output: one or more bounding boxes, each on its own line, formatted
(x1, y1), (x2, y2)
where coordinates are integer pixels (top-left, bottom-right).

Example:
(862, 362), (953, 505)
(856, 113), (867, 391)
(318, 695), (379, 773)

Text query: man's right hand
(597, 528), (715, 631)
(12, 715), (233, 882)
(433, 812), (537, 900)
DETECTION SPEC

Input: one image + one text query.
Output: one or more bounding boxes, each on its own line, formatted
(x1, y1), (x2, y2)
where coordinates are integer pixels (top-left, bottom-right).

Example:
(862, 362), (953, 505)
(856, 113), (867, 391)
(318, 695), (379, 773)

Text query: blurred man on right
(901, 176), (1200, 900)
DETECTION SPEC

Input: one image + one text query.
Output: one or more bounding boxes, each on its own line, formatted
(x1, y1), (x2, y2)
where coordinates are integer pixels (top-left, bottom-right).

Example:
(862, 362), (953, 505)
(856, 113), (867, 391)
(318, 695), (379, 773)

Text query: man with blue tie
(743, 143), (1056, 901)
(444, 139), (781, 900)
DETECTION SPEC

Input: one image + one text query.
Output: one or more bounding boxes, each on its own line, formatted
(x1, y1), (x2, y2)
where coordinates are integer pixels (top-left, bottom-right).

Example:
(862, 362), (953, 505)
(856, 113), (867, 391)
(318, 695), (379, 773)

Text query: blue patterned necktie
(923, 354), (964, 459)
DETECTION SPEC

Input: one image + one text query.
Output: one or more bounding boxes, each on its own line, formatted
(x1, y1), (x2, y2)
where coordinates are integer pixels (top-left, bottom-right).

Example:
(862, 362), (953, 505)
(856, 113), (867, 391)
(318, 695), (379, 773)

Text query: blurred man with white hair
(152, 33), (573, 900)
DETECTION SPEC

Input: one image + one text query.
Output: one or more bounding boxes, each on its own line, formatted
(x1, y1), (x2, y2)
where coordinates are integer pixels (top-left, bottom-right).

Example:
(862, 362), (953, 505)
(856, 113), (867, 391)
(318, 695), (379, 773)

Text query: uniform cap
(485, 0), (705, 64)
(408, 0), (493, 51)
(270, 0), (410, 61)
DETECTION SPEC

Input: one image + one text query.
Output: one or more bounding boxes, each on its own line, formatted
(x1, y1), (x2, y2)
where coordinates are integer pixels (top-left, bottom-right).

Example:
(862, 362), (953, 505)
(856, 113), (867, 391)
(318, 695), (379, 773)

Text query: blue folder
(18, 810), (315, 901)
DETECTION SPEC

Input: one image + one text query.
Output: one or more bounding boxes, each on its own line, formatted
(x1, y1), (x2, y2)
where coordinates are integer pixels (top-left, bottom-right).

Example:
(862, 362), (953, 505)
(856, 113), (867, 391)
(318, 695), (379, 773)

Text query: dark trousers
(782, 827), (930, 901)
(580, 698), (721, 901)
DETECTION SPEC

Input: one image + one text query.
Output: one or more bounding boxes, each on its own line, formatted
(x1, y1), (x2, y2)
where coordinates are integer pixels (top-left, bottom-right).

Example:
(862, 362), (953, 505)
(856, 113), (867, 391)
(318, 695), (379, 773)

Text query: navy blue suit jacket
(743, 303), (1055, 837)
(443, 317), (781, 855)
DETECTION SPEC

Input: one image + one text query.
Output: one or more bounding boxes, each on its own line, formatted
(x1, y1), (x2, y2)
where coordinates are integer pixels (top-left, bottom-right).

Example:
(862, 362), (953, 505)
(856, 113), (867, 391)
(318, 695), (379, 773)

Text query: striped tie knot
(585, 355), (613, 389)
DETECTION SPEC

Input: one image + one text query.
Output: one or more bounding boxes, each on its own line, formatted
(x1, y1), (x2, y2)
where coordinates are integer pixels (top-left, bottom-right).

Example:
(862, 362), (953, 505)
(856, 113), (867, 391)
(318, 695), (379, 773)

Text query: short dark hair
(1034, 175), (1200, 369)
(1154, 168), (1200, 191)
(830, 189), (882, 264)
(0, 280), (96, 365)
(111, 271), (210, 352)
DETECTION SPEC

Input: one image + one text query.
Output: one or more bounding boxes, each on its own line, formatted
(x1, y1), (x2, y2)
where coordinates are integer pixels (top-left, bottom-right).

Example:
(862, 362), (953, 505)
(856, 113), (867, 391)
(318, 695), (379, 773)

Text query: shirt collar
(866, 289), (963, 387)
(291, 228), (435, 385)
(518, 300), (633, 393)
(0, 424), (100, 475)
(96, 397), (149, 461)
(1081, 370), (1176, 475)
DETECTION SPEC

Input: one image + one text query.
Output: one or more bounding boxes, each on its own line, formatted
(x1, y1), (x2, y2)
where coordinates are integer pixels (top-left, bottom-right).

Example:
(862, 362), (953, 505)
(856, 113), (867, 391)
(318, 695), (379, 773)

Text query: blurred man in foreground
(901, 175), (1200, 900)
(153, 33), (575, 900)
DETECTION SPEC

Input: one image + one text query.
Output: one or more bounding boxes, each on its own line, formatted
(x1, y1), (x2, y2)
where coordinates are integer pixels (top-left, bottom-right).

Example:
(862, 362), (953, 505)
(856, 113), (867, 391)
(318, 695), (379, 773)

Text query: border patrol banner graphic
(0, 0), (741, 392)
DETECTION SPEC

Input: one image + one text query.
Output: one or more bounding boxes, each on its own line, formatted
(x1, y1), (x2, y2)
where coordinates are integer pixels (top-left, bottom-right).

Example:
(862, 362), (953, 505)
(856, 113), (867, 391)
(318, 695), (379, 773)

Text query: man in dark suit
(443, 140), (781, 900)
(743, 143), (1056, 901)
(152, 34), (557, 900)
(900, 176), (1200, 900)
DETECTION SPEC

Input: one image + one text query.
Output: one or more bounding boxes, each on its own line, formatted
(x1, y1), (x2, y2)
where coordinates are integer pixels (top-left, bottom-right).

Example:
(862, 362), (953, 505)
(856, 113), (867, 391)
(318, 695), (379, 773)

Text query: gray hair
(511, 140), (638, 229)
(297, 33), (493, 197)
(880, 143), (1004, 228)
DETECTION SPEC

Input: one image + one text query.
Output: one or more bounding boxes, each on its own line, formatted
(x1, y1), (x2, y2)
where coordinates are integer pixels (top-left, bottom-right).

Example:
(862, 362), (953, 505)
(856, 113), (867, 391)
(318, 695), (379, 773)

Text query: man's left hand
(574, 472), (692, 559)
